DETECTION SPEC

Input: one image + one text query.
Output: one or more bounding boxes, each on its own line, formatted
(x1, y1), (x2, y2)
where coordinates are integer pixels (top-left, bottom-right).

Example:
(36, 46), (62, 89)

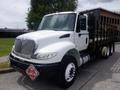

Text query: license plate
(26, 64), (39, 80)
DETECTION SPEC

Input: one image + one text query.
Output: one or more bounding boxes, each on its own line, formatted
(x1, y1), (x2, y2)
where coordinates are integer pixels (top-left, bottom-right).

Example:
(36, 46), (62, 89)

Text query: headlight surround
(34, 52), (57, 60)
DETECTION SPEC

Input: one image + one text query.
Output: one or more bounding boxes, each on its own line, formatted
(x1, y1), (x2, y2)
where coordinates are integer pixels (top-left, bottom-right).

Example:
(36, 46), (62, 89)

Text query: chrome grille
(14, 39), (22, 53)
(14, 39), (35, 58)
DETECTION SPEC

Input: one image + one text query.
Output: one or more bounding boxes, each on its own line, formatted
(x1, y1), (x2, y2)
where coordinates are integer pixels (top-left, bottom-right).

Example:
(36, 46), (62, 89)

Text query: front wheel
(58, 56), (77, 88)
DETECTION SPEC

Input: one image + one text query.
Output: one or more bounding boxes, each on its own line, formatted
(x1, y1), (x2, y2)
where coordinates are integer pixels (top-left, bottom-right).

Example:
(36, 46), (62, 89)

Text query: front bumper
(9, 54), (60, 77)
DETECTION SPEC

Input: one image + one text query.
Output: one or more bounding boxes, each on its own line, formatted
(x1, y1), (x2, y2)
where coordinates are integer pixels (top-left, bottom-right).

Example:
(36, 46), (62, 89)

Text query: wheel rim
(102, 47), (107, 57)
(106, 47), (109, 56)
(111, 46), (113, 54)
(65, 63), (76, 82)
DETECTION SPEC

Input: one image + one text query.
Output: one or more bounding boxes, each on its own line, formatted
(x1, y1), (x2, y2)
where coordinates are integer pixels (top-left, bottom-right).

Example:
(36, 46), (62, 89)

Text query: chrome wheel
(106, 47), (110, 56)
(111, 45), (113, 54)
(101, 47), (107, 57)
(65, 62), (76, 82)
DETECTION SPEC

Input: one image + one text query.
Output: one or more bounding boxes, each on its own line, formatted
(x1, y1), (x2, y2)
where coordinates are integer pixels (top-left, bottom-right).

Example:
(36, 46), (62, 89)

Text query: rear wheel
(106, 46), (110, 57)
(58, 56), (77, 88)
(101, 46), (110, 58)
(110, 44), (114, 55)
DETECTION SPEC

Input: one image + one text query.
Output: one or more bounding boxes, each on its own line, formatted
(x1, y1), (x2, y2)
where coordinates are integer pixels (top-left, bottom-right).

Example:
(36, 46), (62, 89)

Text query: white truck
(9, 8), (120, 88)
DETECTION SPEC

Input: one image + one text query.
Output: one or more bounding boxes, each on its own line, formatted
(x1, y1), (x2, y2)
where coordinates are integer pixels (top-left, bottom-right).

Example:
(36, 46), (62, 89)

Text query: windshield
(38, 13), (76, 31)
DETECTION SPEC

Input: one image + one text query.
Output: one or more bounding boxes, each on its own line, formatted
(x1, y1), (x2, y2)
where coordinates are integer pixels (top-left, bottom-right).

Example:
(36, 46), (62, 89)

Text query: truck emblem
(26, 64), (39, 80)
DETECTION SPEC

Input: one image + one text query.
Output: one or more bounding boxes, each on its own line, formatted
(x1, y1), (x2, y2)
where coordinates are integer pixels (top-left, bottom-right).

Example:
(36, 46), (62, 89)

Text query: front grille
(14, 39), (35, 58)
(14, 39), (22, 53)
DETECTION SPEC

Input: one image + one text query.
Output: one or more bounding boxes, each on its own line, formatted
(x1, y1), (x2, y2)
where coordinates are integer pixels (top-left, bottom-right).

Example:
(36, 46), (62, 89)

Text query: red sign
(26, 64), (39, 80)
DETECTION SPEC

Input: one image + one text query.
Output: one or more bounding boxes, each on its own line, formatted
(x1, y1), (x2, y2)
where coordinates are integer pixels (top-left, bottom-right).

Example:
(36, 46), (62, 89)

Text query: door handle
(86, 38), (88, 44)
(78, 33), (81, 37)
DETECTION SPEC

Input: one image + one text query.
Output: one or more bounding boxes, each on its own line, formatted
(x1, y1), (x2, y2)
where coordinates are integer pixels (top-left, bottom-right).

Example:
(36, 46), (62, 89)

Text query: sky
(0, 0), (30, 29)
(0, 0), (120, 29)
(77, 0), (120, 11)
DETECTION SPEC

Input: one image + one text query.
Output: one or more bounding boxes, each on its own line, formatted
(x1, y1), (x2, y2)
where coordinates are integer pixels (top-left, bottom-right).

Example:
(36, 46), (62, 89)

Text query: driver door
(75, 14), (89, 51)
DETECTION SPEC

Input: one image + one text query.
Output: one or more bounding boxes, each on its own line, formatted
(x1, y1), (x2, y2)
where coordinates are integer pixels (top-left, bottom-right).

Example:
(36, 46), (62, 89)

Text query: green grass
(0, 61), (9, 69)
(0, 38), (15, 57)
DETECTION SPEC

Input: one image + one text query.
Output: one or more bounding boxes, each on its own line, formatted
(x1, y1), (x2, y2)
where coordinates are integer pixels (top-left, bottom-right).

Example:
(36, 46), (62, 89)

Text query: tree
(26, 0), (77, 30)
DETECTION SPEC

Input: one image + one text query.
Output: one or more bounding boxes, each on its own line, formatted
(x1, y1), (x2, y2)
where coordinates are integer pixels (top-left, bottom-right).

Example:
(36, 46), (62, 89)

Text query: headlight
(35, 52), (57, 60)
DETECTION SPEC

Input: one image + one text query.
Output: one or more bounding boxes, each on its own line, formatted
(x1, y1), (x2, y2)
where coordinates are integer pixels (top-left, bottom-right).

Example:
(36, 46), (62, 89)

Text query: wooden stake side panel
(81, 8), (120, 54)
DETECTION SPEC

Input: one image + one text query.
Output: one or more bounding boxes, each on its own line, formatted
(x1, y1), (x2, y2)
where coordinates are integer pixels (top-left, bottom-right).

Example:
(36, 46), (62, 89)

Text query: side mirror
(79, 16), (86, 30)
(76, 15), (87, 33)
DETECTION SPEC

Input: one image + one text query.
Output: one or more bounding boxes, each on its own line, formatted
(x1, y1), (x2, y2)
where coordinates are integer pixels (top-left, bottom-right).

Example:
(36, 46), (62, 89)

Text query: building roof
(80, 8), (120, 17)
(0, 28), (28, 32)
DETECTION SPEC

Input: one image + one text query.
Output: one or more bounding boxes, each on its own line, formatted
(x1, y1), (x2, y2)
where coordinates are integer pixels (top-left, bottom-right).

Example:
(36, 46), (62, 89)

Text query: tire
(58, 56), (77, 88)
(110, 44), (114, 55)
(101, 46), (110, 58)
(106, 46), (110, 57)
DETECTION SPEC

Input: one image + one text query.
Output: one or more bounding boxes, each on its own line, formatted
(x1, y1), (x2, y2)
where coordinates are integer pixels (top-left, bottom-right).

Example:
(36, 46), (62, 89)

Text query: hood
(17, 30), (73, 48)
(17, 30), (72, 41)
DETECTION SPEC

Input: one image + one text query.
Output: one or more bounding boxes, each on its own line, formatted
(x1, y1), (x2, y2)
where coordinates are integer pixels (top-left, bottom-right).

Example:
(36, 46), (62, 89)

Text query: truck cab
(9, 11), (91, 88)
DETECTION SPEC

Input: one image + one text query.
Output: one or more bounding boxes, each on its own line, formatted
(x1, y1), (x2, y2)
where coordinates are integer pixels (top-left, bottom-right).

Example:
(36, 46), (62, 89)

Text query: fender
(65, 49), (82, 67)
(35, 41), (82, 65)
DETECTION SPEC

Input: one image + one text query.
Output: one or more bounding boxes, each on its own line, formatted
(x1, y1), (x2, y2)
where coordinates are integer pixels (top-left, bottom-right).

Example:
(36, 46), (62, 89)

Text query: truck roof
(44, 11), (77, 17)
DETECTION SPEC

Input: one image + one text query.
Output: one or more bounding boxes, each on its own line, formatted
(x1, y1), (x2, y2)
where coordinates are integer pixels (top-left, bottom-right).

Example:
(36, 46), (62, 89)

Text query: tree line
(27, 0), (77, 30)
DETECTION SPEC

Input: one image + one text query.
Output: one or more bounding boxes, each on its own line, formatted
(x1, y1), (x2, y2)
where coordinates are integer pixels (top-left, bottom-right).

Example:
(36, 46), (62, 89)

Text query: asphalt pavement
(0, 56), (8, 63)
(0, 44), (120, 90)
